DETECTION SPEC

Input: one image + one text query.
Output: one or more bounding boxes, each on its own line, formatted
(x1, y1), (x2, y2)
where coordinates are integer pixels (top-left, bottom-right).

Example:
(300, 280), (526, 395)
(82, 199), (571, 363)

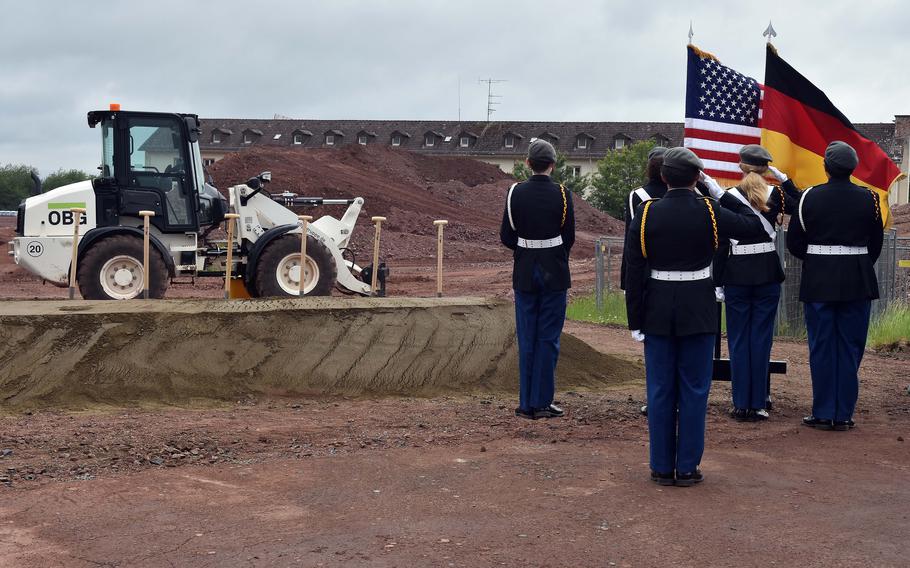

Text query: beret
(528, 138), (557, 163)
(824, 141), (859, 170)
(663, 147), (704, 171)
(648, 146), (668, 160)
(739, 144), (773, 166)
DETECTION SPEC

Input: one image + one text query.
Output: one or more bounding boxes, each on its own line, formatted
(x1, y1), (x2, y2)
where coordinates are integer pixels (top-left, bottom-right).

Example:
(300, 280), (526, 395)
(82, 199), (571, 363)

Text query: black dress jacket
(620, 179), (668, 290)
(500, 174), (576, 292)
(714, 179), (801, 286)
(786, 179), (883, 302)
(625, 189), (764, 336)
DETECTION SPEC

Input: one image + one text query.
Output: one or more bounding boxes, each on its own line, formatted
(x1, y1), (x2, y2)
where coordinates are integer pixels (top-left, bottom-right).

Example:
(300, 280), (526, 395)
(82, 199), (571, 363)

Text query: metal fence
(594, 230), (908, 337)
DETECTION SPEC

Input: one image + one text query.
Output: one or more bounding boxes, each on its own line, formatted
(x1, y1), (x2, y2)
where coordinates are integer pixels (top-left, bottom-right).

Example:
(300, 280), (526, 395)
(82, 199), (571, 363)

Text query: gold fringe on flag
(687, 44), (720, 63)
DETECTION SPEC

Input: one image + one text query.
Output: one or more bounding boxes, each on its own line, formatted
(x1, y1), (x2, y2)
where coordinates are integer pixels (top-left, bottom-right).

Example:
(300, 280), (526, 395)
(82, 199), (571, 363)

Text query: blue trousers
(804, 300), (871, 422)
(514, 269), (567, 412)
(725, 283), (781, 410)
(644, 333), (715, 474)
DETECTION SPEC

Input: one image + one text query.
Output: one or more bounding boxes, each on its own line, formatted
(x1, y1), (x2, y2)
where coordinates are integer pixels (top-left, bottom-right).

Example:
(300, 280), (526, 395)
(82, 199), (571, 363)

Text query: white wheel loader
(7, 107), (387, 299)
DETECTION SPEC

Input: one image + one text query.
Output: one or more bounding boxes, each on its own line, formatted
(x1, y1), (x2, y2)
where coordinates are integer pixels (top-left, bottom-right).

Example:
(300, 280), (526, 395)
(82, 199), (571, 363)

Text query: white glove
(768, 166), (788, 183)
(714, 287), (725, 302)
(631, 330), (645, 342)
(699, 171), (725, 200)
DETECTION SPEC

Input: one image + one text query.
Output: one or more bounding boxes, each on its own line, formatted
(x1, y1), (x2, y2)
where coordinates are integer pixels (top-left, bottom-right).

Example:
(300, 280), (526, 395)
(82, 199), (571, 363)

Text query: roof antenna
(478, 78), (507, 122)
(688, 21), (694, 45)
(763, 21), (777, 43)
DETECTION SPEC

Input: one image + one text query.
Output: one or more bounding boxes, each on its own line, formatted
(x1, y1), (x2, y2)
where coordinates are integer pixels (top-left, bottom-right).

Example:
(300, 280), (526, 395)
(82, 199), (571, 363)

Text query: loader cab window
(101, 121), (116, 178)
(126, 117), (194, 228)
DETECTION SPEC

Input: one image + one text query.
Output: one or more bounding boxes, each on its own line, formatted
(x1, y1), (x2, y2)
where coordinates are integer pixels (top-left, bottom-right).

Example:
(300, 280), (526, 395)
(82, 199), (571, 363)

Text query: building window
(571, 166), (582, 178)
(577, 137), (588, 149)
(243, 133), (252, 144)
(358, 135), (368, 145)
(504, 135), (514, 149)
(459, 136), (470, 148)
(212, 132), (221, 144)
(392, 135), (402, 147)
(203, 158), (216, 167)
(325, 135), (335, 146)
(293, 134), (303, 145)
(425, 135), (435, 147)
(614, 138), (625, 150)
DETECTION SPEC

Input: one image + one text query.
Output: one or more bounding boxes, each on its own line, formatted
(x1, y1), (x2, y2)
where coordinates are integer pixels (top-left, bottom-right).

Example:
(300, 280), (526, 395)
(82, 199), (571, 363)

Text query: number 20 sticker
(27, 242), (44, 257)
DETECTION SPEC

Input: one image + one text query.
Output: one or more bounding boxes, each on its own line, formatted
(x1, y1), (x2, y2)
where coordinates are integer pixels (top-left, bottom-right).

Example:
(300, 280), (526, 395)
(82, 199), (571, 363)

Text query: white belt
(731, 242), (776, 255)
(807, 245), (868, 256)
(517, 236), (563, 249)
(650, 267), (712, 282)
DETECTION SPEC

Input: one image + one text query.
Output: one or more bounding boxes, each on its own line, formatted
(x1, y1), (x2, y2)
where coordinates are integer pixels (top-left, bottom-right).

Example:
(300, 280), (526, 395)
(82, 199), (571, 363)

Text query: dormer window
(241, 128), (262, 145)
(614, 138), (625, 150)
(294, 134), (303, 145)
(243, 133), (252, 144)
(652, 134), (669, 147)
(425, 134), (435, 147)
(459, 136), (470, 148)
(392, 135), (402, 146)
(504, 135), (514, 149)
(358, 135), (368, 145)
(212, 132), (221, 144)
(578, 137), (588, 149)
(325, 135), (335, 146)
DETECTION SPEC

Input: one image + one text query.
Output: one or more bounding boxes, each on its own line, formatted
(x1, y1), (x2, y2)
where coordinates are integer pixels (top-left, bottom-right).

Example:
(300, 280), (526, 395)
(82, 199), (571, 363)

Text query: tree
(0, 164), (37, 210)
(43, 169), (94, 192)
(512, 152), (590, 195)
(588, 140), (653, 218)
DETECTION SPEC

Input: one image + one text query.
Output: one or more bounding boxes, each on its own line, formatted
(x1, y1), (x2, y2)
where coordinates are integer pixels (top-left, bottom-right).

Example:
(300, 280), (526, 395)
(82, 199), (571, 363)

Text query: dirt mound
(891, 203), (910, 235)
(207, 145), (623, 262)
(0, 298), (639, 410)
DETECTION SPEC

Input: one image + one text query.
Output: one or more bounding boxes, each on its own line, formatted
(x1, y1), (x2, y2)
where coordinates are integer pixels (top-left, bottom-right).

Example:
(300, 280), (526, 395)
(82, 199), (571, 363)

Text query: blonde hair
(737, 163), (770, 212)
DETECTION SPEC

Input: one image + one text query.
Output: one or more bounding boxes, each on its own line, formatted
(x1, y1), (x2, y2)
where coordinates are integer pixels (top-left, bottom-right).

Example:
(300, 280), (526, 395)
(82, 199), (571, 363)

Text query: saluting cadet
(705, 145), (801, 422)
(620, 147), (668, 291)
(786, 141), (883, 432)
(500, 139), (576, 420)
(625, 147), (764, 486)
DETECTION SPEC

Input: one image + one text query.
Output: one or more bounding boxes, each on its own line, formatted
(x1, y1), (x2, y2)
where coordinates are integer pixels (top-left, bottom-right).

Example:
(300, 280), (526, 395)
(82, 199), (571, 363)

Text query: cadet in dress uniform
(786, 141), (883, 431)
(625, 147), (764, 486)
(705, 145), (801, 422)
(500, 139), (576, 420)
(620, 147), (669, 291)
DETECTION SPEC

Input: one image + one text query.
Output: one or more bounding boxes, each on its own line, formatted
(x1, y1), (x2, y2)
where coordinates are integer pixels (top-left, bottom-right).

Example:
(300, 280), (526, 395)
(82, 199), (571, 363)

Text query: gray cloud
(2, 0), (907, 174)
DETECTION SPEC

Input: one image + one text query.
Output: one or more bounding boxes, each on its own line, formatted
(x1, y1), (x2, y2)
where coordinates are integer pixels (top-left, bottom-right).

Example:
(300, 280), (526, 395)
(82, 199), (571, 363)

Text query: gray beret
(528, 138), (557, 163)
(648, 146), (668, 160)
(739, 144), (773, 166)
(824, 141), (858, 170)
(662, 147), (704, 171)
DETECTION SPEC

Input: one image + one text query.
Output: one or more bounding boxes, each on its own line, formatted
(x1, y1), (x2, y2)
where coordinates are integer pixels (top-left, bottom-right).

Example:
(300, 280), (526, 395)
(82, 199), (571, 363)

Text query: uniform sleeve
(562, 189), (576, 253)
(500, 199), (517, 250)
(868, 192), (884, 263)
(714, 193), (764, 241)
(785, 192), (808, 260)
(624, 203), (648, 330)
(619, 191), (640, 290)
(781, 179), (802, 212)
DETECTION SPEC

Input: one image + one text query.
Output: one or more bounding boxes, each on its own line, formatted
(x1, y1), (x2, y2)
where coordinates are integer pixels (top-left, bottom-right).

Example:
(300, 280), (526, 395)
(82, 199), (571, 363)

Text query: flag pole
(762, 21), (777, 43)
(688, 21), (694, 45)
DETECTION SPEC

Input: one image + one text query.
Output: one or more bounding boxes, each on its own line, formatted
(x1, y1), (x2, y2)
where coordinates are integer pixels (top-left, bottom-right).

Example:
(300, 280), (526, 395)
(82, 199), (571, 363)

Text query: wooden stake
(297, 215), (313, 296)
(67, 207), (87, 300)
(223, 213), (240, 300)
(138, 210), (155, 300)
(433, 220), (448, 297)
(370, 216), (386, 296)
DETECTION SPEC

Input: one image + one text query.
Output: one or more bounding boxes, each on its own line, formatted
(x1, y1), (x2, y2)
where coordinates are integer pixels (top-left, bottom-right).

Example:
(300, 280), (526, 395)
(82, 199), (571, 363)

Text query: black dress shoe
(533, 404), (564, 419)
(753, 409), (770, 421)
(833, 419), (856, 431)
(675, 469), (704, 487)
(515, 407), (536, 420)
(802, 416), (834, 430)
(650, 470), (675, 486)
(730, 408), (748, 422)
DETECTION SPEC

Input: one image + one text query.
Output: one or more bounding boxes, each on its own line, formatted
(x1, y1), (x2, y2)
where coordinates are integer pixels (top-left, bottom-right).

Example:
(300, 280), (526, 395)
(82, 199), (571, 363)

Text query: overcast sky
(2, 0), (908, 175)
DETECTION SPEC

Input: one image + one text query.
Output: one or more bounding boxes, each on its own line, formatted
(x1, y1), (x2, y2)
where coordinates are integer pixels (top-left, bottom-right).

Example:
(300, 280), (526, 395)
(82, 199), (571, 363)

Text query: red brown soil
(1, 323), (907, 567)
(891, 203), (910, 235)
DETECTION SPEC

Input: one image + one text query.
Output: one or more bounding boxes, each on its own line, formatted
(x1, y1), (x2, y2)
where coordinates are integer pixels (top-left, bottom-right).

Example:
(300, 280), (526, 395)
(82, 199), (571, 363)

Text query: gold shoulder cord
(640, 200), (654, 258)
(560, 184), (567, 227)
(869, 189), (881, 221)
(702, 197), (719, 250)
(777, 186), (786, 225)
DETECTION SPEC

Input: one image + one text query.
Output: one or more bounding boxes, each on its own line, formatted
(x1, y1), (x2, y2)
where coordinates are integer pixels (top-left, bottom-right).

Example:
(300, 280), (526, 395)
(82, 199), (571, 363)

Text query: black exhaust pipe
(30, 171), (42, 196)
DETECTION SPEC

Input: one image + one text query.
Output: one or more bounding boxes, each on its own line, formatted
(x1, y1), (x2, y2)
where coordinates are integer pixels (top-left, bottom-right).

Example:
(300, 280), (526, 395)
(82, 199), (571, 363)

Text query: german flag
(760, 44), (904, 227)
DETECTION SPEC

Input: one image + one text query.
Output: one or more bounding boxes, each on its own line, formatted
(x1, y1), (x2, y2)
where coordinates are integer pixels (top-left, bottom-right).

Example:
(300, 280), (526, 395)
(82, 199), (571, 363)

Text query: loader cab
(88, 109), (213, 233)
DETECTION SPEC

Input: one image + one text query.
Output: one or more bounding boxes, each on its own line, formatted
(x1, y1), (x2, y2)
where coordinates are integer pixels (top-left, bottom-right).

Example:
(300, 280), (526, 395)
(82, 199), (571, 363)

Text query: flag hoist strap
(807, 245), (868, 256)
(628, 187), (651, 220)
(506, 183), (568, 231)
(731, 242), (776, 255)
(649, 267), (712, 281)
(517, 236), (564, 249)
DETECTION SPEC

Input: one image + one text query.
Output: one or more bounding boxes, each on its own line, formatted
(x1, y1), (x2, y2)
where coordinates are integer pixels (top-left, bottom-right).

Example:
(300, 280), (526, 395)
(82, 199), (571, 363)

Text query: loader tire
(255, 234), (336, 297)
(77, 235), (169, 300)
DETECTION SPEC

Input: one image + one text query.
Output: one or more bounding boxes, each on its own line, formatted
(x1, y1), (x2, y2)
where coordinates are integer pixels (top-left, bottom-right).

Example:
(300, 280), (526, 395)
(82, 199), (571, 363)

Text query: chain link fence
(594, 230), (907, 337)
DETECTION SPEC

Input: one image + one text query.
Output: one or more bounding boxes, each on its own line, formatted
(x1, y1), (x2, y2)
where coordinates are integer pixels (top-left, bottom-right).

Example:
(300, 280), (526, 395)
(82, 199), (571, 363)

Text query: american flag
(684, 45), (762, 185)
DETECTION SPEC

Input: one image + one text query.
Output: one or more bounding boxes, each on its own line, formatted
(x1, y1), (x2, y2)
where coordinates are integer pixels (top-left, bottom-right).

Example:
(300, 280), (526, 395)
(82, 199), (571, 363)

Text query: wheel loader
(7, 106), (387, 299)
